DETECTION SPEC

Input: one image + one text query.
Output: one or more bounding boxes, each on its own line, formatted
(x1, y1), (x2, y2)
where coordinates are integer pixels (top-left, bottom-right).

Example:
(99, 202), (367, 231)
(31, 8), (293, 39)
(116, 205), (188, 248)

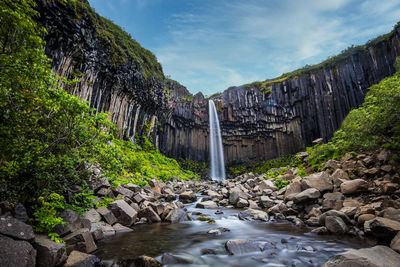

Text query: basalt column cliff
(161, 25), (400, 165)
(37, 0), (400, 165)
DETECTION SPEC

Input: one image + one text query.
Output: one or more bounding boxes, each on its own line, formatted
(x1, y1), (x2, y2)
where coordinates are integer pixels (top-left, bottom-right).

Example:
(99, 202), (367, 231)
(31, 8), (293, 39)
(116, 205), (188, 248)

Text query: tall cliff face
(161, 25), (400, 165)
(36, 0), (166, 141)
(37, 0), (400, 166)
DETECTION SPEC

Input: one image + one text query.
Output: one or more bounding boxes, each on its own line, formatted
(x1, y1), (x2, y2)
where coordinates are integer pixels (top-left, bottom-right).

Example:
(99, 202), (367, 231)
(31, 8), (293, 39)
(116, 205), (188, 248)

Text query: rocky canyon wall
(161, 24), (400, 165)
(37, 1), (400, 166)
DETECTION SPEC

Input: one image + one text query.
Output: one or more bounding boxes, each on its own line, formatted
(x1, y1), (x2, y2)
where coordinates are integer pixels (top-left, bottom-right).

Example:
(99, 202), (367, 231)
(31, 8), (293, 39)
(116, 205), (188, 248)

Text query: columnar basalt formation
(37, 0), (400, 165)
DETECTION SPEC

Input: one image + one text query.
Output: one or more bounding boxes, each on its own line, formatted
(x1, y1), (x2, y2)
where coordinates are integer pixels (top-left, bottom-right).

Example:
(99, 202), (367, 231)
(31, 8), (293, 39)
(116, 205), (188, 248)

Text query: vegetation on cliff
(0, 0), (196, 206)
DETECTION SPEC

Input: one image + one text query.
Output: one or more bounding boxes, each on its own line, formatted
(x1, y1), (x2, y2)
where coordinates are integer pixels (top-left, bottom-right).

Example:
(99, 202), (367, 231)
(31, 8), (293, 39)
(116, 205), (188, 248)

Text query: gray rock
(325, 216), (347, 234)
(88, 177), (111, 193)
(0, 234), (36, 267)
(229, 188), (248, 205)
(293, 188), (321, 203)
(236, 198), (249, 208)
(52, 209), (84, 237)
(383, 207), (400, 222)
(137, 206), (161, 223)
(179, 191), (197, 203)
(14, 203), (29, 223)
(91, 228), (104, 241)
(390, 231), (400, 253)
(225, 239), (263, 255)
(34, 234), (67, 267)
(165, 208), (188, 223)
(238, 208), (269, 221)
(63, 228), (97, 254)
(112, 223), (133, 233)
(109, 200), (137, 226)
(340, 179), (368, 194)
(84, 209), (101, 223)
(319, 210), (351, 225)
(132, 255), (161, 267)
(364, 217), (400, 242)
(322, 245), (400, 267)
(311, 226), (329, 235)
(90, 222), (115, 236)
(161, 253), (192, 265)
(0, 215), (35, 241)
(196, 200), (218, 209)
(259, 180), (278, 191)
(301, 172), (333, 192)
(96, 206), (117, 225)
(260, 196), (275, 208)
(64, 250), (103, 267)
(115, 185), (134, 199)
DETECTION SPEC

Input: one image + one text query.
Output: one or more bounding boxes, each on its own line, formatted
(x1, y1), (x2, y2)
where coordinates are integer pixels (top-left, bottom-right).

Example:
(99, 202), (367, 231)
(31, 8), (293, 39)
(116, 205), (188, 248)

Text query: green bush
(274, 179), (289, 190)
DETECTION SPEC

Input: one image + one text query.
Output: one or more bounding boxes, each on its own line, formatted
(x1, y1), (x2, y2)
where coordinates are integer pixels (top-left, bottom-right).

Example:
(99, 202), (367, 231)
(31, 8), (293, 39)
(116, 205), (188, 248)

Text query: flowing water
(209, 100), (226, 181)
(95, 198), (372, 267)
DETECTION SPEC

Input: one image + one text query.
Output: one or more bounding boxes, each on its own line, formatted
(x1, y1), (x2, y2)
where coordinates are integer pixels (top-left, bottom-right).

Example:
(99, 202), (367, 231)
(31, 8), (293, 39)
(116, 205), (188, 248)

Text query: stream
(95, 197), (372, 266)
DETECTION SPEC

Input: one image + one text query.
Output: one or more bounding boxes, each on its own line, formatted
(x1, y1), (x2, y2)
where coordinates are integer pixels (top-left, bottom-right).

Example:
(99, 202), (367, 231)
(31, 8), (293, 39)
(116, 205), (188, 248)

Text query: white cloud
(154, 0), (400, 94)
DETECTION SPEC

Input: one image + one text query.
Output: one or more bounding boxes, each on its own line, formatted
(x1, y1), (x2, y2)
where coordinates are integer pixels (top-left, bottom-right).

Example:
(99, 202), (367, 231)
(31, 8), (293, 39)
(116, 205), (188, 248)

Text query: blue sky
(88, 0), (400, 96)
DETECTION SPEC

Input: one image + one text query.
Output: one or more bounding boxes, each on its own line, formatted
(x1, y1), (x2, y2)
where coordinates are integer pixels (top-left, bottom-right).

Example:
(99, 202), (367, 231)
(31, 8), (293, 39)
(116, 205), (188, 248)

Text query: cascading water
(208, 100), (226, 180)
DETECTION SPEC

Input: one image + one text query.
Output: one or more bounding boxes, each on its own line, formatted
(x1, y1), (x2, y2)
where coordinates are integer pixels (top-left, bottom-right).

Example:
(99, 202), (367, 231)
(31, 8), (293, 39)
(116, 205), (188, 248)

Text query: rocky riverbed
(1, 149), (400, 266)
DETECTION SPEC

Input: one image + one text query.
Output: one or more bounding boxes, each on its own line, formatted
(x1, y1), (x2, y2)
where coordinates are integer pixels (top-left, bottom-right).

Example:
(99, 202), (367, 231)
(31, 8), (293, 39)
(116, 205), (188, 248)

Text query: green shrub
(274, 179), (289, 190)
(32, 193), (66, 243)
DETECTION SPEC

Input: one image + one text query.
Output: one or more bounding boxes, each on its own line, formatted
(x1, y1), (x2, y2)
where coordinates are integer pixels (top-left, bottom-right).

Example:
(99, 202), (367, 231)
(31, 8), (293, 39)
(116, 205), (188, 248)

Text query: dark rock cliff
(37, 0), (400, 166)
(36, 0), (167, 142)
(160, 24), (400, 165)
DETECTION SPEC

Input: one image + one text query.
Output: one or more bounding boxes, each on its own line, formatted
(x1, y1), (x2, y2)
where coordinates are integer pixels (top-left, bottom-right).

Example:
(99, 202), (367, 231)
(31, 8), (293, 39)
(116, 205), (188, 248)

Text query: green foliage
(64, 0), (163, 79)
(32, 193), (66, 243)
(178, 159), (208, 178)
(0, 0), (197, 205)
(273, 179), (289, 190)
(306, 71), (400, 168)
(266, 167), (287, 179)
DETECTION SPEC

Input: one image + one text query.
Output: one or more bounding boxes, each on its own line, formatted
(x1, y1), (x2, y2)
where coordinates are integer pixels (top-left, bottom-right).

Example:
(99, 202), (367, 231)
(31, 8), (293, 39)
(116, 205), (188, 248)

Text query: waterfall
(209, 100), (226, 180)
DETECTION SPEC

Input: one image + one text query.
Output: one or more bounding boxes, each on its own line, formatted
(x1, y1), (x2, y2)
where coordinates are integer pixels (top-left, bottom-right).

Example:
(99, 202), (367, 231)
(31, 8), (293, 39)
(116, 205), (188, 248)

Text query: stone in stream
(319, 210), (351, 225)
(91, 228), (104, 241)
(112, 223), (133, 233)
(340, 179), (368, 194)
(64, 250), (102, 267)
(322, 245), (400, 267)
(238, 208), (269, 221)
(90, 221), (115, 236)
(0, 234), (37, 267)
(196, 200), (218, 209)
(179, 191), (197, 203)
(324, 216), (347, 234)
(34, 234), (67, 267)
(293, 188), (320, 203)
(165, 208), (188, 223)
(0, 215), (35, 241)
(130, 256), (161, 267)
(137, 206), (161, 223)
(236, 198), (249, 208)
(109, 199), (137, 226)
(161, 253), (193, 265)
(96, 206), (117, 225)
(225, 240), (263, 255)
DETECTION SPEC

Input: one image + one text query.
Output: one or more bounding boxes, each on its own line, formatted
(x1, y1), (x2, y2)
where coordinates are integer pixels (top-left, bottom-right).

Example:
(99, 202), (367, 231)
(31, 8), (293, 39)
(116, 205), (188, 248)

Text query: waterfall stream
(209, 100), (226, 180)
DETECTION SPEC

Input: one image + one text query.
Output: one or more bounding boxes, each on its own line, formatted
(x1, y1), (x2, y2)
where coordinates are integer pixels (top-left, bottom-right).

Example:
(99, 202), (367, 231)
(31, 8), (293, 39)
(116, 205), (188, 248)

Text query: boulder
(34, 234), (67, 267)
(196, 201), (218, 209)
(364, 217), (400, 242)
(112, 223), (133, 233)
(390, 231), (400, 253)
(96, 206), (117, 225)
(161, 253), (192, 265)
(115, 185), (134, 199)
(284, 178), (302, 199)
(319, 210), (351, 225)
(109, 200), (137, 226)
(293, 188), (321, 203)
(91, 228), (104, 241)
(383, 207), (400, 222)
(238, 209), (269, 221)
(133, 255), (161, 267)
(322, 245), (400, 267)
(357, 214), (375, 225)
(301, 172), (333, 192)
(137, 207), (161, 223)
(179, 191), (197, 203)
(229, 188), (248, 205)
(311, 226), (329, 235)
(165, 208), (188, 223)
(225, 240), (263, 255)
(340, 179), (368, 194)
(88, 177), (110, 193)
(84, 209), (101, 223)
(0, 234), (36, 267)
(0, 215), (35, 241)
(331, 169), (349, 186)
(63, 228), (97, 254)
(325, 216), (347, 234)
(14, 203), (29, 223)
(259, 180), (278, 191)
(52, 209), (84, 237)
(90, 222), (115, 236)
(206, 190), (223, 200)
(236, 198), (249, 208)
(124, 183), (141, 193)
(259, 196), (275, 208)
(64, 250), (102, 267)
